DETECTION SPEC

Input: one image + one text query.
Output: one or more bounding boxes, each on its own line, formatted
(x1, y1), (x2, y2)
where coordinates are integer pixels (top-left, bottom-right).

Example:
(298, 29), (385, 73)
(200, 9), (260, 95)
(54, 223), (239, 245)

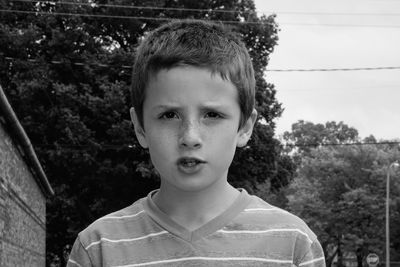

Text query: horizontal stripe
(95, 210), (145, 222)
(68, 191), (324, 267)
(218, 228), (313, 243)
(299, 257), (325, 266)
(67, 259), (82, 267)
(114, 256), (294, 267)
(244, 208), (279, 212)
(85, 231), (168, 250)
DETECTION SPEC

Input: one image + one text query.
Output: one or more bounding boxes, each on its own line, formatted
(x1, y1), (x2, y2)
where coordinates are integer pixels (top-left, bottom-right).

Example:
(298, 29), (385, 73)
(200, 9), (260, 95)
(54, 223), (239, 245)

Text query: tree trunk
(337, 239), (344, 267)
(356, 247), (363, 267)
(326, 246), (338, 267)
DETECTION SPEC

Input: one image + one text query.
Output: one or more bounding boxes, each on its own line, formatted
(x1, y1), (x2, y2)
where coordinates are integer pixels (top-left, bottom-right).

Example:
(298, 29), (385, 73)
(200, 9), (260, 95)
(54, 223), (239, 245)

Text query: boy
(67, 19), (325, 267)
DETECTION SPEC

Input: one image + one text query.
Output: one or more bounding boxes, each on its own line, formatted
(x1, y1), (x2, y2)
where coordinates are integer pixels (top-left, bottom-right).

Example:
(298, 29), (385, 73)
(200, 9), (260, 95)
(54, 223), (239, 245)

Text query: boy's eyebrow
(152, 103), (230, 110)
(151, 104), (182, 112)
(200, 101), (233, 109)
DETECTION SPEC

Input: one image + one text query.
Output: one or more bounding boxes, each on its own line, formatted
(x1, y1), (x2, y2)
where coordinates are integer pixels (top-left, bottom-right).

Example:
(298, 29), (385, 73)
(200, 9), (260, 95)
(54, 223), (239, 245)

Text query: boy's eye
(205, 112), (222, 119)
(160, 111), (178, 119)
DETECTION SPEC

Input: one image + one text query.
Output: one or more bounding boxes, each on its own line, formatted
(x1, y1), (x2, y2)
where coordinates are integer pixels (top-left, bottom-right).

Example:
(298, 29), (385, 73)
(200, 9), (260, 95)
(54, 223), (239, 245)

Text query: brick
(0, 124), (46, 266)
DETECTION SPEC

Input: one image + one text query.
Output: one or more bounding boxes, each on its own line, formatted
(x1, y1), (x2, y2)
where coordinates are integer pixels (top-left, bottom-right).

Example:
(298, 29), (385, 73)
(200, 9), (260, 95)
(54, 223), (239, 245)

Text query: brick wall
(0, 123), (46, 266)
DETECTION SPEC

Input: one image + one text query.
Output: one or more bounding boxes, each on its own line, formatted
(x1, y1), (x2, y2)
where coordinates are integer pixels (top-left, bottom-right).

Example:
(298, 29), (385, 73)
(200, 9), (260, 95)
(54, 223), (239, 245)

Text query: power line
(279, 85), (400, 92)
(32, 141), (400, 150)
(0, 9), (179, 21)
(267, 66), (400, 72)
(10, 0), (400, 17)
(1, 56), (133, 71)
(277, 22), (400, 29)
(34, 143), (136, 149)
(10, 0), (252, 14)
(284, 141), (400, 148)
(1, 9), (400, 28)
(259, 11), (400, 16)
(0, 9), (269, 25)
(2, 56), (400, 72)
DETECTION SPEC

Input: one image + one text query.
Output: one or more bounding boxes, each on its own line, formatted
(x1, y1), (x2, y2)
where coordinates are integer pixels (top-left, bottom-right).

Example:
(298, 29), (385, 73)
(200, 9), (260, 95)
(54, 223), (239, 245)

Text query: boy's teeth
(180, 159), (199, 167)
(183, 160), (196, 166)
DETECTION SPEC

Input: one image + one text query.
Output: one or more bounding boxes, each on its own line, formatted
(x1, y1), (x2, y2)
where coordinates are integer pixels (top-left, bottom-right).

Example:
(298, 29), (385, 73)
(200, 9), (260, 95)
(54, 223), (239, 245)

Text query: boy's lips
(176, 157), (206, 174)
(177, 157), (206, 165)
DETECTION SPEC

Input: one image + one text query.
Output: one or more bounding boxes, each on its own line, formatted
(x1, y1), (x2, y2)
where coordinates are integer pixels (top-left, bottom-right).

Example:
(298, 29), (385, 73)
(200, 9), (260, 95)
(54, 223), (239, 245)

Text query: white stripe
(244, 208), (279, 212)
(217, 228), (313, 243)
(68, 259), (83, 267)
(85, 231), (168, 250)
(95, 210), (145, 222)
(299, 257), (325, 266)
(113, 256), (293, 267)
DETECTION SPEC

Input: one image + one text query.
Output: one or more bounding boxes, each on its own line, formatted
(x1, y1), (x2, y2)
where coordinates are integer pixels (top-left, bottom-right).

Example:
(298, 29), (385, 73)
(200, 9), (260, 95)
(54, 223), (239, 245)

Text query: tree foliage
(283, 120), (360, 154)
(0, 0), (294, 265)
(284, 121), (400, 267)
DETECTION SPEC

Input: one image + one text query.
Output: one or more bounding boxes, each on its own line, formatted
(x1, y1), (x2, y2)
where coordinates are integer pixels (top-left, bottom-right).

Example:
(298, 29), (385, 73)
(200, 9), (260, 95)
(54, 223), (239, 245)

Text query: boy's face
(131, 66), (256, 193)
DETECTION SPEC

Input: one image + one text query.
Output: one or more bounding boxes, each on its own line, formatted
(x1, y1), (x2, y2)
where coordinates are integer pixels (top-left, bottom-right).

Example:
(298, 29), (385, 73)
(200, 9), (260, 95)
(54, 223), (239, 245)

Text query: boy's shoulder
(76, 195), (149, 248)
(236, 193), (318, 242)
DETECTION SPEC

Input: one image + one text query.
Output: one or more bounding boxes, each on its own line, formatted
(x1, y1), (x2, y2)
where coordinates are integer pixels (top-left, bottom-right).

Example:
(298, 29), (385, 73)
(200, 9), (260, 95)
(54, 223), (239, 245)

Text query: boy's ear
(129, 107), (148, 148)
(237, 109), (257, 148)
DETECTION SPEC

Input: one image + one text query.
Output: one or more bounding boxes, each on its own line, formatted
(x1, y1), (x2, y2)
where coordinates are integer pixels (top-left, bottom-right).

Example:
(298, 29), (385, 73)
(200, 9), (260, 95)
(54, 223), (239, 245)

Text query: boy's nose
(179, 121), (202, 149)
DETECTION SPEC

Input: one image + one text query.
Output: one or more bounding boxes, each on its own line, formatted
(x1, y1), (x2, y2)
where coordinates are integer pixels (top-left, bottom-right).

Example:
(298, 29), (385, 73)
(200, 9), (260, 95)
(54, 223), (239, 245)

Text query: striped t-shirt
(67, 189), (325, 267)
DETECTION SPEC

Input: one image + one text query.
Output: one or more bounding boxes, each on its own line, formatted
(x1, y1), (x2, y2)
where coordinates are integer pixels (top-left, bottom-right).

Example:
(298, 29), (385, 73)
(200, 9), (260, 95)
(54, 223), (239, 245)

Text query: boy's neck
(152, 181), (240, 231)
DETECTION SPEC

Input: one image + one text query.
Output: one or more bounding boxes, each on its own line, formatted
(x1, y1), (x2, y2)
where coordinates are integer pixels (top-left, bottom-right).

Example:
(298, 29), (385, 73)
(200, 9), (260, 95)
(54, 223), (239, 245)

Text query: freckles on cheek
(216, 132), (239, 153)
(149, 132), (175, 154)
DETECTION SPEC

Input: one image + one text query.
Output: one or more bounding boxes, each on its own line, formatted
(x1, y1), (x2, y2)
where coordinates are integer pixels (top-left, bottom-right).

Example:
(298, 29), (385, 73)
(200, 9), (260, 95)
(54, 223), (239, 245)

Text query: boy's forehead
(147, 66), (233, 88)
(147, 66), (230, 84)
(143, 66), (239, 106)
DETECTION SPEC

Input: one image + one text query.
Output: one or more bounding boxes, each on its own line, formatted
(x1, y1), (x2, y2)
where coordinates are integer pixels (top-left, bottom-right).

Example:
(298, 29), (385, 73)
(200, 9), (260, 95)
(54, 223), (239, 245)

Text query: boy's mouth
(177, 157), (206, 168)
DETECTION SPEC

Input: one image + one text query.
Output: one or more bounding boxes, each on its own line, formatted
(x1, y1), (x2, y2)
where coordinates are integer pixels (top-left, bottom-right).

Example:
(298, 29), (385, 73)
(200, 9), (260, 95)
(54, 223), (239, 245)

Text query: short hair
(131, 19), (255, 129)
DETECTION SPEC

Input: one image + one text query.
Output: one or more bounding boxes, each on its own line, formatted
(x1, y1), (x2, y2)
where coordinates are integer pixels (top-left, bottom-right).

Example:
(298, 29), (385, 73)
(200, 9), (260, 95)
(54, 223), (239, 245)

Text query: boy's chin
(160, 176), (230, 194)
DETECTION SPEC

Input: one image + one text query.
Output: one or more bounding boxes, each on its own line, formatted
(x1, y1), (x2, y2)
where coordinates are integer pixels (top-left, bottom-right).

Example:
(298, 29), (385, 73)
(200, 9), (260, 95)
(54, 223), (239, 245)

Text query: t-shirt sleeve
(67, 236), (93, 267)
(297, 239), (326, 267)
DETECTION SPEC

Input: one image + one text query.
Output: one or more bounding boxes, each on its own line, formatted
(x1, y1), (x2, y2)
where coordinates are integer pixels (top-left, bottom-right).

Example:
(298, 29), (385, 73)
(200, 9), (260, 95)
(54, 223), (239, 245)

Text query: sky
(253, 0), (400, 141)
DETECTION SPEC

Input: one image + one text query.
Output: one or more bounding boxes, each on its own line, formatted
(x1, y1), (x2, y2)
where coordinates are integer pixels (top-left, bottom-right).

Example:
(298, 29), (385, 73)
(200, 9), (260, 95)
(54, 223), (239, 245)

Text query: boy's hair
(131, 19), (255, 129)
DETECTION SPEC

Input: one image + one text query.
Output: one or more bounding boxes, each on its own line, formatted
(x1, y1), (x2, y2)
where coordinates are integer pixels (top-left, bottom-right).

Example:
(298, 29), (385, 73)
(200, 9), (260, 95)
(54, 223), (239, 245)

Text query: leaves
(283, 120), (360, 154)
(287, 142), (400, 265)
(0, 0), (293, 265)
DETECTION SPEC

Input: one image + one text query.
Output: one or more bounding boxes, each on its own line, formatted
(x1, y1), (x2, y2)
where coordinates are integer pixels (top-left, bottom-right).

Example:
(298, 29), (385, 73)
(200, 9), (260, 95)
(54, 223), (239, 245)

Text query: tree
(283, 120), (360, 154)
(286, 139), (400, 267)
(0, 0), (293, 265)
